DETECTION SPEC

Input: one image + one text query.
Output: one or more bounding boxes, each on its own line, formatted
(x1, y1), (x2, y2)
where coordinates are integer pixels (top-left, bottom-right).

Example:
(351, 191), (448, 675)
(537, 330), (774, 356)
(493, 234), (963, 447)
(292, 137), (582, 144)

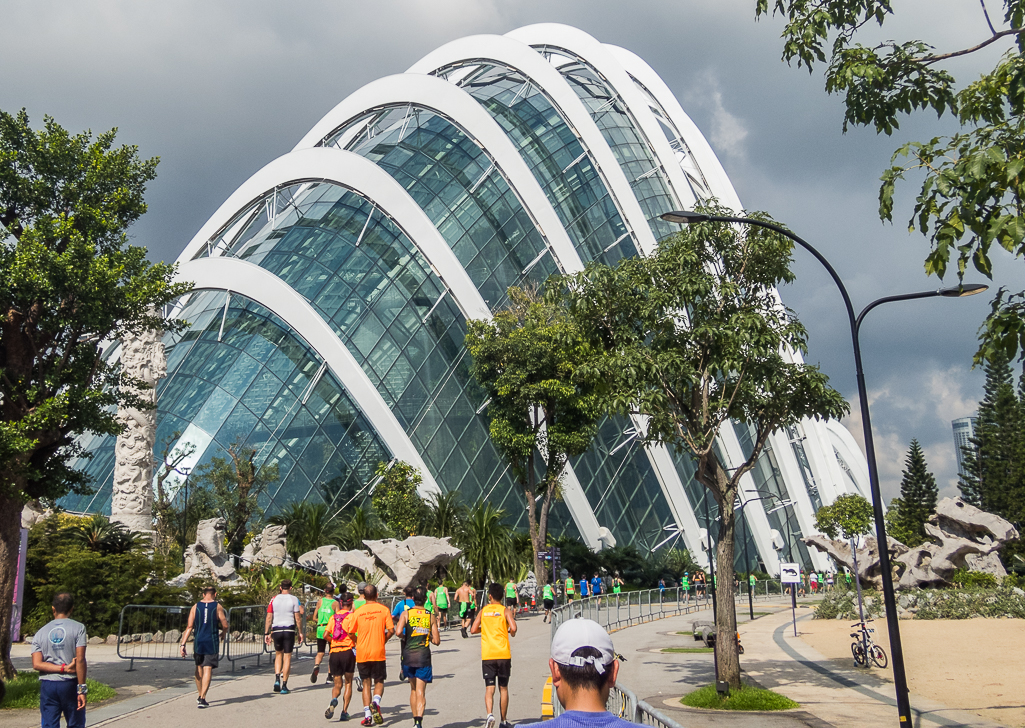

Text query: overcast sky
(2, 0), (1020, 503)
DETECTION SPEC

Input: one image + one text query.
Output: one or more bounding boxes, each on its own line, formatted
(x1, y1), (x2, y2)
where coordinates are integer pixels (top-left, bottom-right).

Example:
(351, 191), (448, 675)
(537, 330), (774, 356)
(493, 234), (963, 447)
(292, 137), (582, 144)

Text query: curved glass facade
(66, 25), (868, 573)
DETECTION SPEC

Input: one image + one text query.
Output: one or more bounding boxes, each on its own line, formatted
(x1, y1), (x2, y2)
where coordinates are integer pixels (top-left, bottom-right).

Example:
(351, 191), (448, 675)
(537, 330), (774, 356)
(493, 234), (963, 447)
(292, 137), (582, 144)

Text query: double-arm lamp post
(661, 209), (987, 726)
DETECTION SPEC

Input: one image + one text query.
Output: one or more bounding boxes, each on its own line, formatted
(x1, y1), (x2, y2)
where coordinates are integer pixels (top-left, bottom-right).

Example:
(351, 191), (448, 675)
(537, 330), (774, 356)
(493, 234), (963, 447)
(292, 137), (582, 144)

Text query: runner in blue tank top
(180, 586), (228, 708)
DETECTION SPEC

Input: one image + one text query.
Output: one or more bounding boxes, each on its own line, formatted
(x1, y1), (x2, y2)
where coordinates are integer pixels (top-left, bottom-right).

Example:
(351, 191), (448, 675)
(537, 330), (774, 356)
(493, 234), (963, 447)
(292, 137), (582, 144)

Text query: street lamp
(661, 209), (987, 726)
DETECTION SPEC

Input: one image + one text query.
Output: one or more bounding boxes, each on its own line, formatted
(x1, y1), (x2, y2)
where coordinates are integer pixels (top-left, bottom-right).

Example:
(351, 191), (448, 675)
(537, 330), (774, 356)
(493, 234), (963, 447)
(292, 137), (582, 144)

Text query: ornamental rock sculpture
(894, 497), (1019, 589)
(168, 517), (239, 586)
(297, 545), (378, 579)
(111, 325), (166, 537)
(241, 524), (289, 567)
(803, 534), (907, 590)
(362, 536), (462, 592)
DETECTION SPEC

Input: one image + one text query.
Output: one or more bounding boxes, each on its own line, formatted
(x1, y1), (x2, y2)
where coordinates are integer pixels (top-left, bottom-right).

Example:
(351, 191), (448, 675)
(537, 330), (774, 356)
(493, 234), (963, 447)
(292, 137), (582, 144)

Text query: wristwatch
(77, 684), (88, 695)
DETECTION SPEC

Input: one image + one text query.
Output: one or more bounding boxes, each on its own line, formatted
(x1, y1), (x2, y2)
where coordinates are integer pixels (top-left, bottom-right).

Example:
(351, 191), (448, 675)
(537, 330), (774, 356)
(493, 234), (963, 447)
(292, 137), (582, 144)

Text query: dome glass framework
(65, 24), (871, 573)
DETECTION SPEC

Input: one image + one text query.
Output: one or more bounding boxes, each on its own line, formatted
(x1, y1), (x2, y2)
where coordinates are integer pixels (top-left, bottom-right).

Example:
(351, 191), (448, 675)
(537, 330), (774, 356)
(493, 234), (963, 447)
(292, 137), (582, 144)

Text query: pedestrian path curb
(540, 677), (553, 719)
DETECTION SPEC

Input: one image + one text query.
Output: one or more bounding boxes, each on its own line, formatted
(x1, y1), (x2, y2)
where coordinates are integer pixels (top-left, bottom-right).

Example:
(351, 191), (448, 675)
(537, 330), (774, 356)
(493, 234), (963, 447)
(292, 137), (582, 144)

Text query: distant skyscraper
(952, 416), (978, 480)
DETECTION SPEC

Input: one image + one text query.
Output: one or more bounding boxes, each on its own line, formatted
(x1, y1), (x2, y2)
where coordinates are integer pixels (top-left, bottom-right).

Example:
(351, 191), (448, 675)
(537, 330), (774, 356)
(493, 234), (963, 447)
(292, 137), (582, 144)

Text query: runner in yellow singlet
(470, 583), (517, 728)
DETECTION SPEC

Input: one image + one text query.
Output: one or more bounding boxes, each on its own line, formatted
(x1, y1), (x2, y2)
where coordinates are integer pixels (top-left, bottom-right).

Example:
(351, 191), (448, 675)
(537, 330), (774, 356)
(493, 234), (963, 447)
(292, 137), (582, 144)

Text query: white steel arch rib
(407, 34), (659, 256)
(177, 147), (490, 322)
(292, 74), (584, 275)
(177, 257), (443, 500)
(506, 24), (696, 214)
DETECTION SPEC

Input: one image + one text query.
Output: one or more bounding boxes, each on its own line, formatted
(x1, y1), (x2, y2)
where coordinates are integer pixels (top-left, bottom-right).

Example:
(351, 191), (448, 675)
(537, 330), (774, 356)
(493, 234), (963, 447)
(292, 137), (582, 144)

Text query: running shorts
(317, 638), (328, 654)
(271, 627), (295, 653)
(505, 597), (517, 608)
(357, 660), (387, 682)
(482, 659), (511, 687)
(402, 664), (433, 683)
(543, 599), (554, 610)
(465, 607), (477, 623)
(329, 650), (356, 676)
(194, 652), (219, 669)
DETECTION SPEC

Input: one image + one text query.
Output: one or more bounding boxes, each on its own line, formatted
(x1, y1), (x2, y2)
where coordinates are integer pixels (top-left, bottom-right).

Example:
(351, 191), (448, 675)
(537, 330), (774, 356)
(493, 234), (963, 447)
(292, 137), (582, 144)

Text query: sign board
(780, 563), (801, 584)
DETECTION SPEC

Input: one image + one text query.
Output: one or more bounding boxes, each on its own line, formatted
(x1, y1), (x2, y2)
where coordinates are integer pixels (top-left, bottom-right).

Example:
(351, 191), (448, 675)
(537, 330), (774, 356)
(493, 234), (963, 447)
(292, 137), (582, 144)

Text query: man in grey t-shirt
(31, 592), (88, 728)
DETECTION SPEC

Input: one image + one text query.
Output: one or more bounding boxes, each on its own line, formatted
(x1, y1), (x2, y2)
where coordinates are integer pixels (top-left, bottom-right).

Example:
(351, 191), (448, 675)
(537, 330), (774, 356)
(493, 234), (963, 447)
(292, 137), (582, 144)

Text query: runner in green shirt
(504, 579), (518, 609)
(612, 576), (623, 594)
(681, 573), (690, 603)
(565, 576), (575, 602)
(434, 584), (449, 630)
(541, 583), (555, 623)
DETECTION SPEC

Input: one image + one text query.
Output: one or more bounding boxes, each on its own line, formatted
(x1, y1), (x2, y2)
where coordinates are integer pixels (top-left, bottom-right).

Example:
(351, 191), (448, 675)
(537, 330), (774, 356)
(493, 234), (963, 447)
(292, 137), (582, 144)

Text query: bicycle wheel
(870, 644), (888, 669)
(851, 641), (866, 667)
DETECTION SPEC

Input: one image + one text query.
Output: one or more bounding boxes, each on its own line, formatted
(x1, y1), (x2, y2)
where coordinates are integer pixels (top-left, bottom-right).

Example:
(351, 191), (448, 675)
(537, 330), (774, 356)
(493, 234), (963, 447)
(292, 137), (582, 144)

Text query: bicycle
(850, 620), (887, 668)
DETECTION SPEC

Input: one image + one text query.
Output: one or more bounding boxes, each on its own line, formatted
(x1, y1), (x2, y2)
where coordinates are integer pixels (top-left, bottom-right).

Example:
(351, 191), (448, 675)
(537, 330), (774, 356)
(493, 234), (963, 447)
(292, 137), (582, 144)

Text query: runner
(565, 575), (575, 603)
(343, 584), (395, 726)
(590, 573), (603, 607)
(392, 586), (416, 683)
(541, 582), (555, 623)
(31, 592), (88, 728)
(264, 579), (304, 695)
(826, 572), (834, 592)
(470, 583), (518, 728)
(313, 583), (340, 683)
(809, 571), (818, 594)
(748, 573), (758, 597)
(354, 583), (368, 611)
(504, 579), (518, 610)
(695, 571), (706, 599)
(434, 583), (449, 630)
(457, 580), (476, 639)
(395, 587), (440, 728)
(179, 585), (228, 708)
(518, 619), (632, 728)
(579, 576), (589, 601)
(612, 575), (623, 596)
(680, 573), (690, 603)
(324, 593), (357, 721)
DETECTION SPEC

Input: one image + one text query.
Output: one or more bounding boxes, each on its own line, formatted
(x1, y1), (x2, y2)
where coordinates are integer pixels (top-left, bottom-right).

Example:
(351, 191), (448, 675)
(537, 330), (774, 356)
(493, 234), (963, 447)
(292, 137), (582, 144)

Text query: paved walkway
(2, 599), (1010, 728)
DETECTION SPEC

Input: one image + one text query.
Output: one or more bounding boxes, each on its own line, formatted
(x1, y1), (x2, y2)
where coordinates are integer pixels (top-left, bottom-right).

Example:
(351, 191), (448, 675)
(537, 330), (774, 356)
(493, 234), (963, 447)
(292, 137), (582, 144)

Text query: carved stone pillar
(111, 326), (166, 536)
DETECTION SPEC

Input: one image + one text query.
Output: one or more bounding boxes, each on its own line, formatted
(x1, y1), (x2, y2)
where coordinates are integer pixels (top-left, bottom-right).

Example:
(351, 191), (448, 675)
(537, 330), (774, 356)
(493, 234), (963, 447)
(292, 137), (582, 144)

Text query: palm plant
(456, 500), (516, 587)
(423, 490), (467, 538)
(338, 505), (388, 551)
(70, 514), (143, 555)
(268, 502), (346, 558)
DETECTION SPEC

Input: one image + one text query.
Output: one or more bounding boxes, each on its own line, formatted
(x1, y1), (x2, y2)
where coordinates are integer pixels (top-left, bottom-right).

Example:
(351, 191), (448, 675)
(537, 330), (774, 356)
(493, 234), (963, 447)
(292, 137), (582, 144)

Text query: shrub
(681, 683), (798, 711)
(813, 590), (883, 620)
(950, 568), (998, 590)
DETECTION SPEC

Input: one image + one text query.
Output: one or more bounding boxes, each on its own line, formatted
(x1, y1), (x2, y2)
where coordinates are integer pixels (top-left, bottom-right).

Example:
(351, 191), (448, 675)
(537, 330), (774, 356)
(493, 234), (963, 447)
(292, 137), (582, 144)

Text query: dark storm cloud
(2, 0), (1017, 502)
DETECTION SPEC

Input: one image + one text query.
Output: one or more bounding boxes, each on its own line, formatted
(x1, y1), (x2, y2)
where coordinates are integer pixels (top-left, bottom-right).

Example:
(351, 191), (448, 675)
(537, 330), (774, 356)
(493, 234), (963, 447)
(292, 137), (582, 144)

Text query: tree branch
(922, 26), (1025, 64)
(979, 0), (998, 36)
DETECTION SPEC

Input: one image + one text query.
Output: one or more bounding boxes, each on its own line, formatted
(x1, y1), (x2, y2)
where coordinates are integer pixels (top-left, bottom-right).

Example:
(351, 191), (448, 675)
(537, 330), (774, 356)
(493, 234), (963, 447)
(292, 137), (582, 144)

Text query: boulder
(167, 517), (239, 586)
(298, 545), (376, 578)
(152, 631), (164, 643)
(88, 636), (103, 645)
(166, 628), (182, 644)
(517, 571), (538, 599)
(363, 536), (462, 592)
(106, 634), (118, 645)
(802, 534), (906, 589)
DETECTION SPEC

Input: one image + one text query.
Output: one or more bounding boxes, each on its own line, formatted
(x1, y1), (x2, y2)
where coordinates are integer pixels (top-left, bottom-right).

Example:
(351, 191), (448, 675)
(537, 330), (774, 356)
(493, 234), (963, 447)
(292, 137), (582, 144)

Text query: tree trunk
(714, 502), (741, 689)
(534, 485), (553, 586)
(0, 493), (23, 680)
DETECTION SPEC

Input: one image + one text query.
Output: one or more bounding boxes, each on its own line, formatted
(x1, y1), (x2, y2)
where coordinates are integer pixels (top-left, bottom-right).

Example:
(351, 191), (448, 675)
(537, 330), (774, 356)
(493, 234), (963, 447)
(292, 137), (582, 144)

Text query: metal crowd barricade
(224, 604), (267, 671)
(605, 685), (685, 728)
(116, 604), (195, 671)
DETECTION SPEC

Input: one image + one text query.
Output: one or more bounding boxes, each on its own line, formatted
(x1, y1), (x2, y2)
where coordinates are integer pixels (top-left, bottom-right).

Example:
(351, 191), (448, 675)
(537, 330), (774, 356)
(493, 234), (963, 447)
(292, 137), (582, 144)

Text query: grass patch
(681, 683), (798, 711)
(662, 647), (713, 654)
(1, 674), (116, 710)
(674, 631), (693, 636)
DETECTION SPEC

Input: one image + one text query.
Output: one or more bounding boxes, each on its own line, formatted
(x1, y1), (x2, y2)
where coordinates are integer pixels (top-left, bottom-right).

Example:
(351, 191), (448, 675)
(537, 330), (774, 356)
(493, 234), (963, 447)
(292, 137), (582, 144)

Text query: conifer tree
(887, 440), (938, 548)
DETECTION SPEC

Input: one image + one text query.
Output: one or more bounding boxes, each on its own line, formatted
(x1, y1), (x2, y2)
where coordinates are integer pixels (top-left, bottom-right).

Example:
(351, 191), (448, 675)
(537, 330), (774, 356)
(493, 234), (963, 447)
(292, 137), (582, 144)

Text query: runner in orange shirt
(470, 583), (517, 728)
(343, 584), (395, 726)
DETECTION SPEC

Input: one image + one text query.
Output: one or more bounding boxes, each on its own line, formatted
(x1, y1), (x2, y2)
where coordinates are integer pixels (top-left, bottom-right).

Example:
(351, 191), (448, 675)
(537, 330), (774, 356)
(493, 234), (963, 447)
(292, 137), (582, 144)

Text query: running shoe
(326, 699), (337, 719)
(500, 722), (514, 728)
(354, 675), (363, 692)
(280, 684), (291, 695)
(273, 675), (281, 693)
(340, 712), (351, 722)
(199, 697), (210, 709)
(371, 702), (383, 725)
(312, 665), (321, 683)
(196, 697), (202, 707)
(361, 717), (374, 726)
(485, 714), (496, 728)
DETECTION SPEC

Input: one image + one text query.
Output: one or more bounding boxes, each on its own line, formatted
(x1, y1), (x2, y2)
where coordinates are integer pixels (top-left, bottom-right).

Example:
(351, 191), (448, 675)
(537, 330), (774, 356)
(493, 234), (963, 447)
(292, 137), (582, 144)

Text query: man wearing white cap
(520, 619), (632, 728)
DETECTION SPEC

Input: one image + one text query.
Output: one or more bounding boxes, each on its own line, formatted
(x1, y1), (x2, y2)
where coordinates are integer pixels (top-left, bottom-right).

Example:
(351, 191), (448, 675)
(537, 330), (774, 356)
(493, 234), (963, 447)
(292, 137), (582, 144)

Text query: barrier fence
(116, 605), (196, 671)
(224, 604), (267, 671)
(607, 685), (685, 728)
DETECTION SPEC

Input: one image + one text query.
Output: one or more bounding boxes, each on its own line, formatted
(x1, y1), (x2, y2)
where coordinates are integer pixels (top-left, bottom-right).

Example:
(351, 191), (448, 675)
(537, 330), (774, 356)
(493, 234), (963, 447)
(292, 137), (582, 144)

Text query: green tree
(959, 354), (1024, 515)
(371, 460), (427, 538)
(456, 500), (517, 587)
(815, 494), (875, 541)
(886, 440), (939, 547)
(466, 285), (602, 586)
(337, 505), (388, 552)
(190, 440), (278, 555)
(0, 109), (190, 678)
(268, 502), (346, 559)
(422, 490), (467, 539)
(756, 0), (1025, 364)
(559, 205), (848, 689)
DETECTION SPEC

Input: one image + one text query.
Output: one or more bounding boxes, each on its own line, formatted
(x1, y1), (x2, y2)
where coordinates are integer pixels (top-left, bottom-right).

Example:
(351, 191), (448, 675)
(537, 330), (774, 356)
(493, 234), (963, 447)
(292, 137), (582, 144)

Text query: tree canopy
(756, 0), (1025, 363)
(371, 460), (427, 539)
(0, 109), (189, 679)
(557, 203), (848, 688)
(886, 440), (939, 547)
(815, 493), (875, 541)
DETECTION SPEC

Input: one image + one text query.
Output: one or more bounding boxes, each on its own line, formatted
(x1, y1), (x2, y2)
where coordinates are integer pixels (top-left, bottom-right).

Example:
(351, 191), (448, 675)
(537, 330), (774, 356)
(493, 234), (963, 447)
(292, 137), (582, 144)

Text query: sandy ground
(800, 617), (1025, 727)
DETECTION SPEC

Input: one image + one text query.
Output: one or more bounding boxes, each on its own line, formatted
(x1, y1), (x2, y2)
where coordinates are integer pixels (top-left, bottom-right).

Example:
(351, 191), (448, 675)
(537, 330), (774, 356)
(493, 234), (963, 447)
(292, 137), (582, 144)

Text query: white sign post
(780, 562), (800, 637)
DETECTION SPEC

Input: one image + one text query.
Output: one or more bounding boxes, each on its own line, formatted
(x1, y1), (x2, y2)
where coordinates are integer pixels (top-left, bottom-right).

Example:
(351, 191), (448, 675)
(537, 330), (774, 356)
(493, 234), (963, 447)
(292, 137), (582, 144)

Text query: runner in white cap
(518, 619), (632, 728)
